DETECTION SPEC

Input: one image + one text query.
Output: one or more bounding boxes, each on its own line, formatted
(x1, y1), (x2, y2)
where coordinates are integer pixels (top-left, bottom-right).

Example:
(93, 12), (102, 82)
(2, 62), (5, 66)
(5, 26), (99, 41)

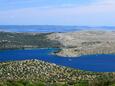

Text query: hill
(47, 31), (115, 57)
(0, 59), (115, 86)
(0, 32), (62, 50)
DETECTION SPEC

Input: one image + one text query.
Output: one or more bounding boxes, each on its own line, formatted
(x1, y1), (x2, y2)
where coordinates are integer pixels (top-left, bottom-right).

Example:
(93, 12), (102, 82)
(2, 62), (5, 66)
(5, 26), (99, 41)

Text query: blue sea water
(0, 48), (115, 72)
(0, 25), (115, 32)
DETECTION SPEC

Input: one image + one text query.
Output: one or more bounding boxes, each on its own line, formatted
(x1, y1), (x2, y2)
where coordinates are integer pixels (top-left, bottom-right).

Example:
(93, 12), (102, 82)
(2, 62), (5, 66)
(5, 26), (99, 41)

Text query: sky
(0, 0), (115, 26)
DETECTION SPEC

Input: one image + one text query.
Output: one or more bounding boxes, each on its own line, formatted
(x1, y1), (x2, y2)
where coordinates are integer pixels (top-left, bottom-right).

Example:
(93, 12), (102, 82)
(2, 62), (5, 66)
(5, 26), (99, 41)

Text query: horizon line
(0, 25), (115, 27)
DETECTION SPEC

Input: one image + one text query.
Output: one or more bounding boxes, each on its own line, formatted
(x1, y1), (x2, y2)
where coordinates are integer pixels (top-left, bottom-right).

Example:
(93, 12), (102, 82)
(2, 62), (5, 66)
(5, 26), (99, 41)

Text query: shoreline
(48, 31), (115, 57)
(54, 47), (115, 57)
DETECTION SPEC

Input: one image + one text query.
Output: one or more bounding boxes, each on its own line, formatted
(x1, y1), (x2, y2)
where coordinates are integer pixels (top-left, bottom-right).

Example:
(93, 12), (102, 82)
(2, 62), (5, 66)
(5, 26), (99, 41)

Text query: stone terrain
(0, 59), (115, 86)
(0, 59), (99, 83)
(47, 31), (115, 57)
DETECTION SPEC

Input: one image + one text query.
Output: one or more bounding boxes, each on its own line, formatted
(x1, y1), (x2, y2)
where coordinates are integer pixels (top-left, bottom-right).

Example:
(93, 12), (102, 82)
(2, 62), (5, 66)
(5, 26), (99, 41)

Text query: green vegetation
(1, 80), (115, 86)
(0, 60), (115, 86)
(0, 80), (46, 86)
(0, 32), (62, 49)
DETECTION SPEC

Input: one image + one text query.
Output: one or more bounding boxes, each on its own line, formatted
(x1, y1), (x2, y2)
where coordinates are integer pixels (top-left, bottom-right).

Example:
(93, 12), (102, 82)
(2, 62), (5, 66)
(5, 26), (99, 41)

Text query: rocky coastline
(54, 47), (115, 57)
(48, 31), (115, 57)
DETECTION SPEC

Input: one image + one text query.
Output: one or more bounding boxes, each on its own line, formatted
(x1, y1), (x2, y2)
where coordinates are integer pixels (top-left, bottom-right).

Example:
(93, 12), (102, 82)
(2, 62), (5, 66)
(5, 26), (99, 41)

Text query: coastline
(48, 30), (115, 57)
(54, 47), (115, 57)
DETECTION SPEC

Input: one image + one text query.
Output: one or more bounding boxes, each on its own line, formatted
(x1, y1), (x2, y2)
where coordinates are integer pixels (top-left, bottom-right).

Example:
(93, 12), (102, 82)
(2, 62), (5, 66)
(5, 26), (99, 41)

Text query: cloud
(0, 0), (115, 26)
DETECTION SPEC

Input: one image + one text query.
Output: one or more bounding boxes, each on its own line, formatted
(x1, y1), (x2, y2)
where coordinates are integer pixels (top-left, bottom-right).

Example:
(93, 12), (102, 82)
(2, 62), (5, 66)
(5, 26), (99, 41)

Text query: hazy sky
(0, 0), (115, 26)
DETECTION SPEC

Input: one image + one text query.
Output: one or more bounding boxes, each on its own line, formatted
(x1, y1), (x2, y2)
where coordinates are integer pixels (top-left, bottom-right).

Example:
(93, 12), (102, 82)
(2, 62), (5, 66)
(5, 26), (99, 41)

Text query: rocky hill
(0, 59), (115, 86)
(47, 31), (115, 57)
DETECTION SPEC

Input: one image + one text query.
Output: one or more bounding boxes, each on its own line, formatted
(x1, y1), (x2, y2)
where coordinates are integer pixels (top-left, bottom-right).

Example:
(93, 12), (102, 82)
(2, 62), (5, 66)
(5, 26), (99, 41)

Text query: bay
(0, 48), (115, 72)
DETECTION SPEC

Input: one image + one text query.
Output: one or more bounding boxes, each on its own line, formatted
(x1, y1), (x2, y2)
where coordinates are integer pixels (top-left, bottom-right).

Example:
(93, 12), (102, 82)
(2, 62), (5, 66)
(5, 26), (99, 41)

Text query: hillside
(0, 59), (115, 86)
(0, 32), (62, 50)
(47, 31), (115, 57)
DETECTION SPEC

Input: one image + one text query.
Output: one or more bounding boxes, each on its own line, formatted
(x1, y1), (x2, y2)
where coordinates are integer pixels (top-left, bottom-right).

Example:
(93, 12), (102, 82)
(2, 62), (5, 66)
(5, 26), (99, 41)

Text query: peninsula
(48, 31), (115, 57)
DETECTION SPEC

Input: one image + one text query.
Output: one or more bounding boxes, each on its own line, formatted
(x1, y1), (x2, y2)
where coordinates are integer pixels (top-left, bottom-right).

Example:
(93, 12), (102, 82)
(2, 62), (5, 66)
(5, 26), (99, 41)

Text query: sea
(0, 25), (115, 32)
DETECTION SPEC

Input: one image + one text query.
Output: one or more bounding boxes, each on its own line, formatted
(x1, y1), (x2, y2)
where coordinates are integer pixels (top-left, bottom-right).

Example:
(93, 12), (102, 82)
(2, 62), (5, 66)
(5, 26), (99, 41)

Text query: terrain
(0, 32), (62, 50)
(47, 31), (115, 57)
(1, 31), (115, 57)
(0, 59), (115, 86)
(1, 31), (115, 86)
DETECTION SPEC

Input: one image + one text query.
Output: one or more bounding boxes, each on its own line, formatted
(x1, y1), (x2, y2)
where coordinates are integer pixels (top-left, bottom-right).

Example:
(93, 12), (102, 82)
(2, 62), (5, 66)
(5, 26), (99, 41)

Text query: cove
(0, 48), (115, 72)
